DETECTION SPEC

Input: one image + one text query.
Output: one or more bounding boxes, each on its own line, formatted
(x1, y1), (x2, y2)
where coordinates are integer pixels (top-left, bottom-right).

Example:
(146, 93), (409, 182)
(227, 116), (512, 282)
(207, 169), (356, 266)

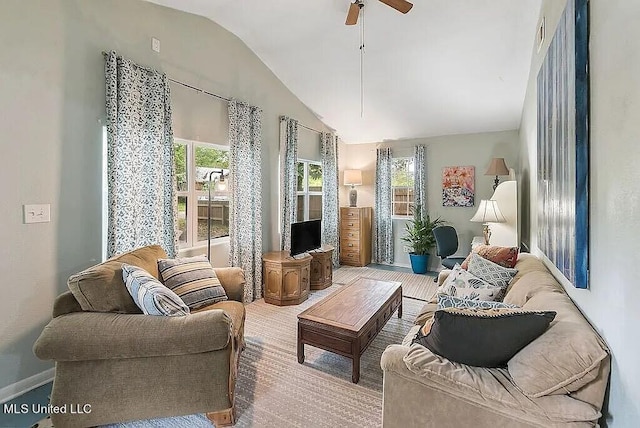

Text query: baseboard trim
(0, 368), (55, 404)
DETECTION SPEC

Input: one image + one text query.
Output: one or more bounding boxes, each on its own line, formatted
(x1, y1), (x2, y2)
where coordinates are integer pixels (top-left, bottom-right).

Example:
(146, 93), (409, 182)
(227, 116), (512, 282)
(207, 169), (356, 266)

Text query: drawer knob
(349, 213), (354, 216)
(348, 223), (353, 226)
(349, 244), (353, 247)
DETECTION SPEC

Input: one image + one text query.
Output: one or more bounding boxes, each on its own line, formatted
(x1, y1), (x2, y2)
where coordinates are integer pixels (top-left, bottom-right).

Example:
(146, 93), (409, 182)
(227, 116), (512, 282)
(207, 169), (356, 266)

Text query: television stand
(309, 246), (334, 290)
(262, 251), (312, 306)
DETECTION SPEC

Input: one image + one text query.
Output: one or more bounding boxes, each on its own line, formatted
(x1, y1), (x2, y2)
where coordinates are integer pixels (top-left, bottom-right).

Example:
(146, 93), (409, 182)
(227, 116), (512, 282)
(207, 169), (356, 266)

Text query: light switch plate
(24, 204), (51, 224)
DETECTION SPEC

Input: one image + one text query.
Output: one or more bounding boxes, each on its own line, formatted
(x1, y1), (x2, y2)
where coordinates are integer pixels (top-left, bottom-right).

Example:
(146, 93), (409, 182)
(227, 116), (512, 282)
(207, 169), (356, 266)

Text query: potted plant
(401, 206), (445, 274)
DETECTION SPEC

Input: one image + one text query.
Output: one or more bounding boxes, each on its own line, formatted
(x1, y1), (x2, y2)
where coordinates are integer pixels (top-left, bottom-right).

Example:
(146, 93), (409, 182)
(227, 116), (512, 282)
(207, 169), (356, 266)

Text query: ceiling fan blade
(345, 2), (360, 25)
(378, 0), (413, 14)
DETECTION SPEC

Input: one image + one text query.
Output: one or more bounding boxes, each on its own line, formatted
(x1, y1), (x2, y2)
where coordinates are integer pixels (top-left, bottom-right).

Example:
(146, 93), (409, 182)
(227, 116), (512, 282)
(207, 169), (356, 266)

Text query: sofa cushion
(460, 245), (519, 270)
(414, 302), (437, 326)
(413, 308), (556, 367)
(437, 264), (504, 301)
(508, 290), (609, 398)
(503, 268), (564, 307)
(122, 264), (189, 317)
(467, 253), (517, 291)
(158, 256), (228, 310)
(68, 245), (168, 313)
(401, 344), (602, 424)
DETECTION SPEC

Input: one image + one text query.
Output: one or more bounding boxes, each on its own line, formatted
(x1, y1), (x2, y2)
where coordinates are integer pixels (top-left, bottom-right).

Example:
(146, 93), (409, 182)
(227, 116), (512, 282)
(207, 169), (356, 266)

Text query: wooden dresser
(339, 207), (372, 266)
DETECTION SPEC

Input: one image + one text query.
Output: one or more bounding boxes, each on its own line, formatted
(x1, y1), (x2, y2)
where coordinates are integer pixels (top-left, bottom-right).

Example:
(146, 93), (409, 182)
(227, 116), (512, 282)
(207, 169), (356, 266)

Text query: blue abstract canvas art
(537, 0), (589, 288)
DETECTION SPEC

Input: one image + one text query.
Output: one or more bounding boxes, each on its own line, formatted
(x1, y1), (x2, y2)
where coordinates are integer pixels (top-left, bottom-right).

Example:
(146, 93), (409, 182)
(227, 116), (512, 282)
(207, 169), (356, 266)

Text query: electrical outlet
(152, 37), (160, 53)
(24, 204), (51, 224)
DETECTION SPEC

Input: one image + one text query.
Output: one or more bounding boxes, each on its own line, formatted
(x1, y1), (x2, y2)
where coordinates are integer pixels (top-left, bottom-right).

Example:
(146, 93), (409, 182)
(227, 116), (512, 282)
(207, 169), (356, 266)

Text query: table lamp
(485, 158), (510, 190)
(470, 199), (506, 245)
(344, 169), (363, 207)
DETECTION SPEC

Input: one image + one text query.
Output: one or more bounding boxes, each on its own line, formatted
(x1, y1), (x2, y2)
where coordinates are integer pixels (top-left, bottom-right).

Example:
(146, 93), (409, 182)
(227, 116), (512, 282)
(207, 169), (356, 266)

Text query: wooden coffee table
(297, 277), (402, 383)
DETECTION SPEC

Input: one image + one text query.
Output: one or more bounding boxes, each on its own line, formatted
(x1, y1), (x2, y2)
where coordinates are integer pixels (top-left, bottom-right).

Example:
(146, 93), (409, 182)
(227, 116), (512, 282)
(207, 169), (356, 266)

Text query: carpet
(233, 285), (424, 427)
(333, 266), (437, 301)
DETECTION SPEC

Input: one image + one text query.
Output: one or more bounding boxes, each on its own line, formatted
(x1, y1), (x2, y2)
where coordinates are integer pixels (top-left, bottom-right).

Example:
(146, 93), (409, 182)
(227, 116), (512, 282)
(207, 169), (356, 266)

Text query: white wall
(0, 0), (329, 392)
(340, 130), (519, 269)
(519, 0), (640, 425)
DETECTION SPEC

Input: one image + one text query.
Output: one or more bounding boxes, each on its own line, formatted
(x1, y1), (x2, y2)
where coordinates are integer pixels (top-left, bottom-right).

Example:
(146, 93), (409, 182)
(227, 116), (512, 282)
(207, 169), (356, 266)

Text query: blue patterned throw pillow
(122, 264), (190, 316)
(437, 294), (519, 311)
(158, 256), (228, 310)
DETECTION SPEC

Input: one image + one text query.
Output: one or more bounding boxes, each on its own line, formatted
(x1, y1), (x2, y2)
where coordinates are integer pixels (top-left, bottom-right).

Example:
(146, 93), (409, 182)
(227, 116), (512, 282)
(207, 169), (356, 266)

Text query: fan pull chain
(360, 3), (365, 118)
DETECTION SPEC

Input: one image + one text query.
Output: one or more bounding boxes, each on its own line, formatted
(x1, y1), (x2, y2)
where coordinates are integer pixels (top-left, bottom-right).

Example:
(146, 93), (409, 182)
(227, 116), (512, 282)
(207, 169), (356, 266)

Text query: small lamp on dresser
(470, 199), (506, 245)
(485, 158), (510, 191)
(344, 169), (363, 207)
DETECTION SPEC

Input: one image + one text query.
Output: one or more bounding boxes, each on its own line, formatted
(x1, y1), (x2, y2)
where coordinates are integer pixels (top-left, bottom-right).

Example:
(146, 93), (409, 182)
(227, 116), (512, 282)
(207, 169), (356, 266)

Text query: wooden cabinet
(339, 207), (372, 266)
(262, 251), (311, 306)
(309, 246), (334, 290)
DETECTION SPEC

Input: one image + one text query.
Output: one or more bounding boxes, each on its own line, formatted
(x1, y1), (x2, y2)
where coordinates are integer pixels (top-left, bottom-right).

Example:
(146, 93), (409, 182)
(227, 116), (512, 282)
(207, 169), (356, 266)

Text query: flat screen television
(290, 219), (322, 256)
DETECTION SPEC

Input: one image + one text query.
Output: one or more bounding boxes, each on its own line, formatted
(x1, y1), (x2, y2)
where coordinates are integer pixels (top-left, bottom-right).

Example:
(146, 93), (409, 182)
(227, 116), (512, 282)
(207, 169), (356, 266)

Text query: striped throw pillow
(122, 264), (190, 316)
(157, 256), (228, 310)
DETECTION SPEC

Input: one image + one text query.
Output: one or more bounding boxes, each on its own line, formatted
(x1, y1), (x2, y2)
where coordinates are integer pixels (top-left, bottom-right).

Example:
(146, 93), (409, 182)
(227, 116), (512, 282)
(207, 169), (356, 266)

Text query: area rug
(333, 266), (437, 301)
(233, 285), (423, 427)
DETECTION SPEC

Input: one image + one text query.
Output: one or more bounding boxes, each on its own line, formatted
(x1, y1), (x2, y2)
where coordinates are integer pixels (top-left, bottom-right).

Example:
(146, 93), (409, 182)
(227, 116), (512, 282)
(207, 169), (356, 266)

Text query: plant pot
(409, 253), (430, 274)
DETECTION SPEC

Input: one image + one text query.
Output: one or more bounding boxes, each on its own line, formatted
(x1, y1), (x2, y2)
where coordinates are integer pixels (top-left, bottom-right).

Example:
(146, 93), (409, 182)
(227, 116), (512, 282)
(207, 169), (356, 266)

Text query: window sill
(178, 236), (230, 255)
(391, 216), (413, 221)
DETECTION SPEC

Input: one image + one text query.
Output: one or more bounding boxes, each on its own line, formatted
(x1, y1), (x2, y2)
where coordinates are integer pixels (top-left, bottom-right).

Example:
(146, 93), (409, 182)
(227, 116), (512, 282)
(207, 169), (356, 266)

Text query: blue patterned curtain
(321, 132), (340, 266)
(104, 51), (177, 258)
(373, 147), (393, 263)
(279, 117), (298, 251)
(228, 99), (263, 302)
(414, 145), (427, 220)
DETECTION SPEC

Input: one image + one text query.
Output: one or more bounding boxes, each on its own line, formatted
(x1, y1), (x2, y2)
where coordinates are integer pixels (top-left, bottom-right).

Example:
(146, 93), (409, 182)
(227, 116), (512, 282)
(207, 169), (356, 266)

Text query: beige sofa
(34, 245), (246, 428)
(381, 254), (610, 427)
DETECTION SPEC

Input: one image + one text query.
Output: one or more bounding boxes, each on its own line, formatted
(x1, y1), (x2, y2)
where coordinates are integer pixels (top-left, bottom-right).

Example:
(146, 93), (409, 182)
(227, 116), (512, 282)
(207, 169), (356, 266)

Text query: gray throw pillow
(158, 256), (228, 310)
(467, 253), (518, 289)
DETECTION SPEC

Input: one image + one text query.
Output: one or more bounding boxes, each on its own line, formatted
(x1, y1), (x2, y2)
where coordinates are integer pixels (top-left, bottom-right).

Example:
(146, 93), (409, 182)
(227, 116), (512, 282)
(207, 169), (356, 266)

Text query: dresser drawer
(341, 229), (359, 240)
(340, 239), (360, 252)
(341, 208), (361, 220)
(341, 219), (360, 230)
(340, 251), (361, 263)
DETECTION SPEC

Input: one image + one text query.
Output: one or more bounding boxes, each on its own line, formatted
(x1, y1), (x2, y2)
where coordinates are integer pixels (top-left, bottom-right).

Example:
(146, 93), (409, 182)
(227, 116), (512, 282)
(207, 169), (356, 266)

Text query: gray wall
(519, 0), (640, 425)
(340, 130), (519, 269)
(0, 0), (329, 391)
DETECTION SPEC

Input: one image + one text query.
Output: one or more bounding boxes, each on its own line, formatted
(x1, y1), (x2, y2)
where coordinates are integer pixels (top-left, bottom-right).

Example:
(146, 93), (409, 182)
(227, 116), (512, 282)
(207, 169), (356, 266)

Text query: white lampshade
(470, 200), (506, 224)
(344, 169), (363, 186)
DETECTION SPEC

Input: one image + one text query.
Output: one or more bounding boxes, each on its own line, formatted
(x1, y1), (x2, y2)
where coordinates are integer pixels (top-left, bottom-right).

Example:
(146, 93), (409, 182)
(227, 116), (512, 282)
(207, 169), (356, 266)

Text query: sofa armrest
(214, 267), (245, 303)
(34, 310), (232, 362)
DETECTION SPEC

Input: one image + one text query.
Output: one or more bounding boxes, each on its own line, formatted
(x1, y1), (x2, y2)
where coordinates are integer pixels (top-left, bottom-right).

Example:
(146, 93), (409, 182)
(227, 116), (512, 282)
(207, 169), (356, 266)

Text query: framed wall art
(442, 166), (475, 207)
(537, 0), (589, 288)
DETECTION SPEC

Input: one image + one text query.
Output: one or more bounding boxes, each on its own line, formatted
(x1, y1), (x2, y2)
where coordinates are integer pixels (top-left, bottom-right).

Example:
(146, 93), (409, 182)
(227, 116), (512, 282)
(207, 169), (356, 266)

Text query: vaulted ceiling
(147, 0), (542, 143)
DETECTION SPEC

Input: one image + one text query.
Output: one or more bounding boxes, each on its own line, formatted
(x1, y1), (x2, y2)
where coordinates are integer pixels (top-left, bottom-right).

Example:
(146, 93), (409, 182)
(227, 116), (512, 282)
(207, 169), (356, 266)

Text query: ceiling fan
(345, 0), (413, 25)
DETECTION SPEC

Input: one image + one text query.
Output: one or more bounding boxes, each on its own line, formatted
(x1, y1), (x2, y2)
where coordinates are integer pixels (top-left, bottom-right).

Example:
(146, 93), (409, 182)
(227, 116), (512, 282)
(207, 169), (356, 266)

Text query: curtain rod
(101, 51), (230, 102)
(279, 116), (322, 135)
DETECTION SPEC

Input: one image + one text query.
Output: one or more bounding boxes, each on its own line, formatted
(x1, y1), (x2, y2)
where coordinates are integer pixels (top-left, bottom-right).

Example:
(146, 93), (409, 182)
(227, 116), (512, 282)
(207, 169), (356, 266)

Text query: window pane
(174, 144), (188, 192)
(393, 202), (410, 217)
(297, 162), (304, 192)
(308, 164), (323, 192)
(195, 146), (229, 191)
(309, 195), (322, 220)
(178, 196), (188, 244)
(297, 195), (305, 221)
(197, 197), (229, 241)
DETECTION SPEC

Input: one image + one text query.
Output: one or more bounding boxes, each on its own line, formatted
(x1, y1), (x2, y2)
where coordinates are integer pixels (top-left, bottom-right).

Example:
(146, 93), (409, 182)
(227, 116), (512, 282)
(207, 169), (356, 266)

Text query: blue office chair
(433, 225), (468, 269)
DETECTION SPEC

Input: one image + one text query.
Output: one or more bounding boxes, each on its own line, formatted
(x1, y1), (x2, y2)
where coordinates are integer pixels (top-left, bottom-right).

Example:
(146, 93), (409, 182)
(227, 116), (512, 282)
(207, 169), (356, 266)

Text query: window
(391, 157), (415, 217)
(296, 160), (323, 221)
(174, 138), (230, 248)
